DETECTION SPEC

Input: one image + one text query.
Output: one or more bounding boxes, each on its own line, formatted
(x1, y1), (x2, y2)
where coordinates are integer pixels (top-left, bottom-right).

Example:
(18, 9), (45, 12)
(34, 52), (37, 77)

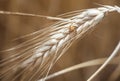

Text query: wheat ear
(0, 5), (120, 81)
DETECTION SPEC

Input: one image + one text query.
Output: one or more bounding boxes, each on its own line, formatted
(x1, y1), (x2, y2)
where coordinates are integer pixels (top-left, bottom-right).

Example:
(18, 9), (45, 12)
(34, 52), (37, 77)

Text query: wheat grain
(0, 5), (120, 81)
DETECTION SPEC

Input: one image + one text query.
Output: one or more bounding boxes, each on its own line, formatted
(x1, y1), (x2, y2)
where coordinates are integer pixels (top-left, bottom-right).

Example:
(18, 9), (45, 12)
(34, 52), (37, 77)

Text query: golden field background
(0, 0), (120, 81)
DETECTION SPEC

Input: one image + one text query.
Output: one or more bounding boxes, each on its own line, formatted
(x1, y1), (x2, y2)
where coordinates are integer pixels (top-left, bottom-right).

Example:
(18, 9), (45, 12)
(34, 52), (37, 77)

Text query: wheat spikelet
(0, 5), (120, 81)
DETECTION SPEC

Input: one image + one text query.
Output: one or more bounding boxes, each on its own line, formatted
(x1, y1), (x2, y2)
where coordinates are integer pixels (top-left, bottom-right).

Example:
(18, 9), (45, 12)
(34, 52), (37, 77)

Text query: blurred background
(0, 0), (120, 81)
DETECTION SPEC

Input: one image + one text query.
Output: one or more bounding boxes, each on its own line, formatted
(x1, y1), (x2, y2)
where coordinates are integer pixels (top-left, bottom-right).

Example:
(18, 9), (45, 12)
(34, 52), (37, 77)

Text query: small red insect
(69, 23), (78, 33)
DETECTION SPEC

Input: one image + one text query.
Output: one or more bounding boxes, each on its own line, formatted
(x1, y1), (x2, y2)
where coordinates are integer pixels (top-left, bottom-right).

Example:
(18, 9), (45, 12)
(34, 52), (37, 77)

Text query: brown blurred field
(0, 0), (120, 81)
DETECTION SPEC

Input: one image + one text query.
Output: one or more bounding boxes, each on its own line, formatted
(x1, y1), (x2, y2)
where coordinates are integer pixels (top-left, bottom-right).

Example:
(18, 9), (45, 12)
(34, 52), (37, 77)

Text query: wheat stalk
(0, 5), (120, 81)
(87, 41), (120, 81)
(39, 57), (119, 81)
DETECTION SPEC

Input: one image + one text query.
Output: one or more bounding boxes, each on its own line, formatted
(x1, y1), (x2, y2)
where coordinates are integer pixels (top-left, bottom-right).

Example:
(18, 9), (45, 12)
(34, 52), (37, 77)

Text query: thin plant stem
(87, 41), (120, 81)
(38, 57), (119, 81)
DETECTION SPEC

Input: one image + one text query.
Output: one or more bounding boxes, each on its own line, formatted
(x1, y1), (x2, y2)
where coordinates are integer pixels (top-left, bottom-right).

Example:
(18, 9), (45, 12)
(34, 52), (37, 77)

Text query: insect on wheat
(0, 5), (120, 81)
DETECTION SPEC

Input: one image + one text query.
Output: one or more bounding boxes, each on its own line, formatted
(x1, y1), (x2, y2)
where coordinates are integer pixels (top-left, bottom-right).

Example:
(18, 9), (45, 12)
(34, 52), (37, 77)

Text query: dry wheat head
(0, 5), (120, 81)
